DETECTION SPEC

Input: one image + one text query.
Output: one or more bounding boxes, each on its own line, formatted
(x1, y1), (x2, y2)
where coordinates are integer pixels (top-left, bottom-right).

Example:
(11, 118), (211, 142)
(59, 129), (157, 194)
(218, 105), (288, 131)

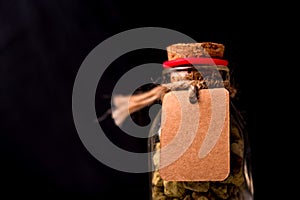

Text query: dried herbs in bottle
(148, 42), (254, 200)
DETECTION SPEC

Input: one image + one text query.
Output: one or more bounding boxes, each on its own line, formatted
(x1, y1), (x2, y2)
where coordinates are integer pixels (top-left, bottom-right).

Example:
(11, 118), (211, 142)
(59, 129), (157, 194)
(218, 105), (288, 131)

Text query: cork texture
(159, 89), (230, 181)
(166, 42), (225, 60)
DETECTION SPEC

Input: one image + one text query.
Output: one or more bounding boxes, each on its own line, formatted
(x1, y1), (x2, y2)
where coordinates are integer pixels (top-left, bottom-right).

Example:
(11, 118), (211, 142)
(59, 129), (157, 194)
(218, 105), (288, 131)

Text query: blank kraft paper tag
(159, 88), (230, 181)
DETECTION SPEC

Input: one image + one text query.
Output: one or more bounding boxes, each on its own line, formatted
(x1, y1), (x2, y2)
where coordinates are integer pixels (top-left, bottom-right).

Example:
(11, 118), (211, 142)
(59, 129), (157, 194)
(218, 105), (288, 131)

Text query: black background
(0, 0), (282, 199)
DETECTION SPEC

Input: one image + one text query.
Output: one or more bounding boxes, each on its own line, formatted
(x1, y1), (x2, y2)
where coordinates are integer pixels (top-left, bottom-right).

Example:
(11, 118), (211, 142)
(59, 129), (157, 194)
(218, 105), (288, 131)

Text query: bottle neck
(162, 65), (230, 89)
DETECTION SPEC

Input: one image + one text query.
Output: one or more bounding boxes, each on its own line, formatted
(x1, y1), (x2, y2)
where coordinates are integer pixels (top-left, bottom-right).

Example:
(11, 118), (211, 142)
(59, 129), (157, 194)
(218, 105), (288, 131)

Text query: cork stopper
(166, 42), (225, 61)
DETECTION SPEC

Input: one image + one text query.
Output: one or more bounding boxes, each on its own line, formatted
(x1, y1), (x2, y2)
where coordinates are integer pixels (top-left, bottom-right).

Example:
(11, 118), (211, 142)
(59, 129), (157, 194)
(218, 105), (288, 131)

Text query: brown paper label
(159, 88), (230, 181)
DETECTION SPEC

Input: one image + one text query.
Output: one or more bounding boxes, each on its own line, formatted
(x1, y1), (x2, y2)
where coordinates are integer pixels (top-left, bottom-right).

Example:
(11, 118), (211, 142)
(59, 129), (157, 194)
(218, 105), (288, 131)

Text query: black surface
(0, 0), (275, 199)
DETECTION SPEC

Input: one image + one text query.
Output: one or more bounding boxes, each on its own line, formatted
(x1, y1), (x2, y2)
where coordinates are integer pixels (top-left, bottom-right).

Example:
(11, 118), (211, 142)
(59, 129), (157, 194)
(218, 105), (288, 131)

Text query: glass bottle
(148, 44), (254, 200)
